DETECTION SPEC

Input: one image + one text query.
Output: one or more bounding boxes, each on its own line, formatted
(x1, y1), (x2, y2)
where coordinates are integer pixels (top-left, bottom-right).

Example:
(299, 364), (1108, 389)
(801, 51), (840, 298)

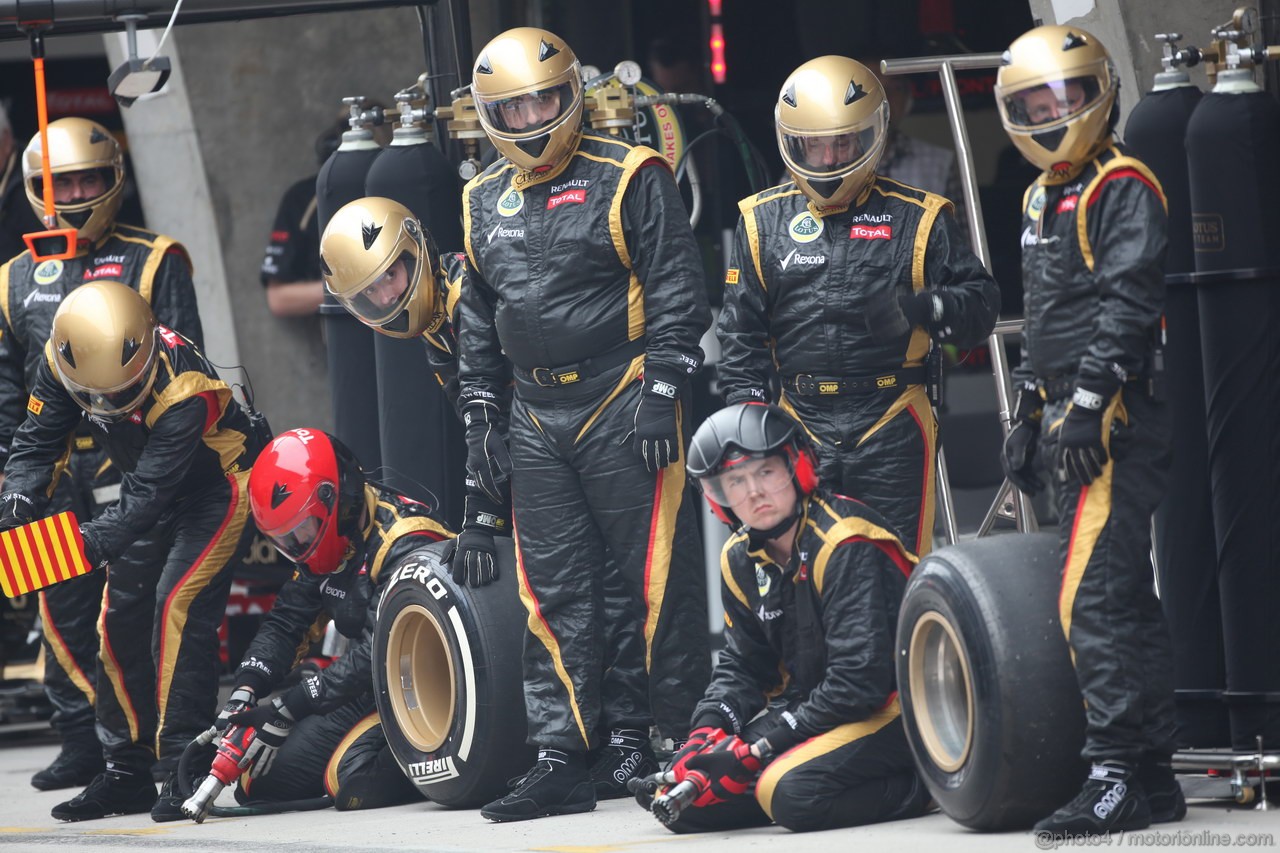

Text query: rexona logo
(780, 249), (827, 270)
(497, 186), (524, 217)
(849, 224), (892, 240)
(546, 188), (586, 209)
(788, 211), (824, 243)
(487, 224), (525, 245)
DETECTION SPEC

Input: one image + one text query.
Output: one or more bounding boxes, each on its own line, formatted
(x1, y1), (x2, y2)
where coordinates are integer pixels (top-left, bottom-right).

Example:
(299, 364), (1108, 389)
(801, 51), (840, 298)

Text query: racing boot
(1033, 761), (1151, 838)
(150, 772), (188, 822)
(31, 734), (105, 791)
(589, 728), (658, 800)
(1137, 755), (1187, 824)
(51, 762), (157, 822)
(480, 748), (596, 822)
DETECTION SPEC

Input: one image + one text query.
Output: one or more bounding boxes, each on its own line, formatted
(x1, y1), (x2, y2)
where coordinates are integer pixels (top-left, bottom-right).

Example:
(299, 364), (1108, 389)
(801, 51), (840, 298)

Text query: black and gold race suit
(717, 177), (998, 555)
(0, 224), (203, 751)
(457, 131), (711, 750)
(1015, 142), (1177, 765)
(234, 489), (452, 809)
(670, 490), (927, 833)
(1, 327), (255, 773)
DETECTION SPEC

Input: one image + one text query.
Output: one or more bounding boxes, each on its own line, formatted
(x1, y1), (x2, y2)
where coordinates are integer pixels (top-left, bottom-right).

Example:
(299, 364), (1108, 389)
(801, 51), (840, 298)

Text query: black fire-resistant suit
(1, 327), (255, 774)
(667, 490), (927, 833)
(457, 132), (711, 749)
(233, 489), (451, 810)
(0, 226), (203, 753)
(717, 177), (999, 555)
(1015, 143), (1177, 764)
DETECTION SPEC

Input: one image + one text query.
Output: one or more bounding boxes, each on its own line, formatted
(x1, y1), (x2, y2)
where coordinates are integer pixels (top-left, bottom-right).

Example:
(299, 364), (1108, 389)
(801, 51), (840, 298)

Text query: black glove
(0, 493), (35, 531)
(78, 525), (107, 571)
(1055, 381), (1115, 486)
(865, 289), (956, 344)
(215, 686), (256, 732)
(628, 772), (667, 811)
(447, 492), (509, 587)
(634, 365), (685, 473)
(462, 402), (511, 504)
(1000, 380), (1044, 496)
(228, 696), (295, 779)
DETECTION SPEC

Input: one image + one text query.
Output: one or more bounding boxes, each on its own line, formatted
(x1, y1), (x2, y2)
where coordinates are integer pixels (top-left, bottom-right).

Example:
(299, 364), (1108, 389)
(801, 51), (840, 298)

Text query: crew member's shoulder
(574, 131), (659, 166)
(806, 490), (901, 543)
(870, 175), (949, 212)
(464, 160), (519, 200)
(737, 181), (805, 217)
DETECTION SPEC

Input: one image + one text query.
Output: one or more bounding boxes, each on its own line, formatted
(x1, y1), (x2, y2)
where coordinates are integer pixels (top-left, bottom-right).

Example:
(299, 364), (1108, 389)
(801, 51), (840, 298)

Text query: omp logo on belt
(877, 375), (897, 388)
(26, 395), (43, 415)
(546, 188), (586, 209)
(818, 382), (839, 394)
(850, 224), (892, 240)
(557, 371), (579, 383)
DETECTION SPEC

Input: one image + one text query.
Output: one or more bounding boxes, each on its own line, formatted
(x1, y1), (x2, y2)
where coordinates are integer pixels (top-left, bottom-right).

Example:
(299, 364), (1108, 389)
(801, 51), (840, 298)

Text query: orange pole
(32, 55), (58, 229)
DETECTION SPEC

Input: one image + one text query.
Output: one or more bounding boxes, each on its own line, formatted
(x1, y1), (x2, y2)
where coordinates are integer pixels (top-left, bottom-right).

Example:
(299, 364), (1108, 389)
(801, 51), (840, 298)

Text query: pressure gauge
(615, 60), (643, 87)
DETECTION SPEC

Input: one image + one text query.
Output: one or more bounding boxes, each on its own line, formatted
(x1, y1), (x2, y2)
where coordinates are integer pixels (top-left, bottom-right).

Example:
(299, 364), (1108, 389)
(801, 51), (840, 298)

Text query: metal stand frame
(881, 54), (1037, 543)
(1173, 736), (1276, 810)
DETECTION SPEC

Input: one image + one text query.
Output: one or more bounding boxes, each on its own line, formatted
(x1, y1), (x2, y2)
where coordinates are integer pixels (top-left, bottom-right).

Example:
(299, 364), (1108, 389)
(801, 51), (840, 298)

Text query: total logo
(780, 248), (827, 270)
(788, 211), (824, 243)
(497, 186), (524, 217)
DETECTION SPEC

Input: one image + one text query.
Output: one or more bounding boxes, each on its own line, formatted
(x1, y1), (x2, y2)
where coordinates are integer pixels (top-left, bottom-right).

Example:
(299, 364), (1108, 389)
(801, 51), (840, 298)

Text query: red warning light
(710, 23), (726, 83)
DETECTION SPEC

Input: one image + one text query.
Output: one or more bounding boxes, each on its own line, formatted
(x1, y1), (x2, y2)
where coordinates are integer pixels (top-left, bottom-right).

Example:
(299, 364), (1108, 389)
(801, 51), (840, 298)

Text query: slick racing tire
(897, 533), (1087, 830)
(373, 538), (533, 807)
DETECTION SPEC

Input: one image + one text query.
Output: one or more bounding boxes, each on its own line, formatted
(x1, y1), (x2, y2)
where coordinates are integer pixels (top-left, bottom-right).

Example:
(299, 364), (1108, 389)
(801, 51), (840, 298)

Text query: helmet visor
(699, 453), (797, 510)
(336, 248), (421, 328)
(999, 75), (1105, 130)
(58, 345), (157, 419)
(260, 486), (335, 563)
(778, 100), (887, 180)
(475, 78), (581, 140)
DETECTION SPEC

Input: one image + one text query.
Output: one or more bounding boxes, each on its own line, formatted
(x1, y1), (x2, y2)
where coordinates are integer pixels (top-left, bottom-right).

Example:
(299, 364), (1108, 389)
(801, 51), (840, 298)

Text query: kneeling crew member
(217, 428), (452, 811)
(633, 402), (929, 833)
(0, 281), (256, 822)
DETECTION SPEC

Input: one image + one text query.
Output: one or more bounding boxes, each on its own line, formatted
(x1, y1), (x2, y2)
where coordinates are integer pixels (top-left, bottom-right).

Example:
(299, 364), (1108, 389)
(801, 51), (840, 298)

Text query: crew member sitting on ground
(631, 402), (930, 833)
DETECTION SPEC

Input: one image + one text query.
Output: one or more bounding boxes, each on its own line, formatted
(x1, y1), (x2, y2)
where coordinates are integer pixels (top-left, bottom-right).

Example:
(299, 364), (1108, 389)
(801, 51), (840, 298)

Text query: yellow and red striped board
(0, 512), (91, 598)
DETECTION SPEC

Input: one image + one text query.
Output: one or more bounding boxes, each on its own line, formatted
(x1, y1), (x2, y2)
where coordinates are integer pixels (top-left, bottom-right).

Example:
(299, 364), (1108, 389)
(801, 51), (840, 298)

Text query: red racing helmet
(248, 428), (367, 575)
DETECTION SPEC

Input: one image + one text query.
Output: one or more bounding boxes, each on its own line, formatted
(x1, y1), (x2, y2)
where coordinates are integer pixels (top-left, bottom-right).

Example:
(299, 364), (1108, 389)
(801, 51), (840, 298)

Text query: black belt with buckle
(515, 338), (646, 388)
(786, 366), (926, 397)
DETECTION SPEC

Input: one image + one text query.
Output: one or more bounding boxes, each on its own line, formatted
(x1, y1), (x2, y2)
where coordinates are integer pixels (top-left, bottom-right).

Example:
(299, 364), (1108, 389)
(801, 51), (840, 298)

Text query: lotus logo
(497, 187), (524, 217)
(788, 211), (824, 243)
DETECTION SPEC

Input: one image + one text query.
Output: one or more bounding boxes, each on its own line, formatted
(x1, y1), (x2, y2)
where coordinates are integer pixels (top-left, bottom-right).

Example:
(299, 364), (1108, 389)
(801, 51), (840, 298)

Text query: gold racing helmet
(319, 196), (444, 339)
(776, 56), (889, 211)
(22, 117), (126, 244)
(994, 25), (1117, 181)
(471, 27), (584, 173)
(50, 280), (158, 420)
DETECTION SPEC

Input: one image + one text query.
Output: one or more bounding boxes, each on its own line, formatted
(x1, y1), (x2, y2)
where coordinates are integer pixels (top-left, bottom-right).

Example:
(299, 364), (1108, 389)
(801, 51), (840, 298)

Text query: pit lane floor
(2, 738), (1278, 852)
